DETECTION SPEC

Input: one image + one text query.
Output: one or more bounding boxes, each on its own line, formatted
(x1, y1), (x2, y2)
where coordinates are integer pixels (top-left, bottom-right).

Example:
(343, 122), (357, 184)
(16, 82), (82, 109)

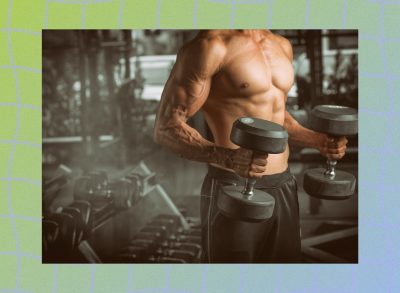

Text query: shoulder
(178, 33), (227, 70)
(273, 34), (293, 60)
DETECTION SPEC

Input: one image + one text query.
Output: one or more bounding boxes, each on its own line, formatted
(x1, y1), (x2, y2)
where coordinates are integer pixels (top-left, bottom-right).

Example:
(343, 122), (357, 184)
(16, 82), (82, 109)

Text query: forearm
(155, 117), (234, 168)
(284, 111), (324, 149)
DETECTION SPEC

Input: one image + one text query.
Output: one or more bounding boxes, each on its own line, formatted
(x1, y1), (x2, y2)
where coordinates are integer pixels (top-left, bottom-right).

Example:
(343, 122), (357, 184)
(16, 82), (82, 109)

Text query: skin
(154, 30), (347, 179)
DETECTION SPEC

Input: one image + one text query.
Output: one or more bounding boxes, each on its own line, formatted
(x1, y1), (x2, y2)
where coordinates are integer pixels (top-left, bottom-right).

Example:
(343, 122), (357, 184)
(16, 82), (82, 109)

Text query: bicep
(157, 37), (224, 126)
(158, 72), (211, 124)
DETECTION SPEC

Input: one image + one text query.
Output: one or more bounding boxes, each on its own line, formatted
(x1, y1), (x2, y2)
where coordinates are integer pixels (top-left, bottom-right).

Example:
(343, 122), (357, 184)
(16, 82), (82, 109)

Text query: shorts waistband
(206, 164), (293, 189)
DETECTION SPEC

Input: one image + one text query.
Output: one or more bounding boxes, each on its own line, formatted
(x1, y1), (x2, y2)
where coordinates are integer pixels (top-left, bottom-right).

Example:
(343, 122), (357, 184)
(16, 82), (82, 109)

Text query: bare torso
(155, 30), (345, 180)
(198, 30), (294, 174)
(155, 30), (296, 176)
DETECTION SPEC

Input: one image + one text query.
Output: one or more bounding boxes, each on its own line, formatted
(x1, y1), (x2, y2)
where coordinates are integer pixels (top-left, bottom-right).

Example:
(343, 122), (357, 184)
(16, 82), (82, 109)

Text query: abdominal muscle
(203, 93), (289, 176)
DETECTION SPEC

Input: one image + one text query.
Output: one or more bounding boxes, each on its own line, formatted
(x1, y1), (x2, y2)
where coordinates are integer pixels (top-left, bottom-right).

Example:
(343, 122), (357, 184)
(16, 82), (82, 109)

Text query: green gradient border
(1, 0), (399, 292)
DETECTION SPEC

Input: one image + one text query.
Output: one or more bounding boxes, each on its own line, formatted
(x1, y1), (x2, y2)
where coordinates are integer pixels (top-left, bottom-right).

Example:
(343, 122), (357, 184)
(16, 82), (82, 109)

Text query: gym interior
(42, 30), (358, 263)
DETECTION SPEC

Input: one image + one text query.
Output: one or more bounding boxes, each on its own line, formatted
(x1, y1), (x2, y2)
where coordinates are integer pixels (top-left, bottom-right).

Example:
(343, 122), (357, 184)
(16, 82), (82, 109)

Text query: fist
(230, 148), (268, 179)
(318, 134), (348, 160)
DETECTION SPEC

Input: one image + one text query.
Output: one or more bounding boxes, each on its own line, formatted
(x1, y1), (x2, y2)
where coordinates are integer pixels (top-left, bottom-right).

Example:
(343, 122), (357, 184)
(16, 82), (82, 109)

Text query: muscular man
(154, 30), (347, 263)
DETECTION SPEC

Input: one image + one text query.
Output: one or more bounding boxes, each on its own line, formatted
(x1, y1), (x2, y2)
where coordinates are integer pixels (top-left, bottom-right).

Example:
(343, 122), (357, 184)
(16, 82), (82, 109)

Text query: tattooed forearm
(155, 104), (234, 168)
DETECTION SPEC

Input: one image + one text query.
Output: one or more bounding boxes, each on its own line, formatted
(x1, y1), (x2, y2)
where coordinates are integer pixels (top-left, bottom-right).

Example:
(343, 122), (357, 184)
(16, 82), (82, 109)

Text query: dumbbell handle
(241, 150), (268, 197)
(324, 159), (337, 177)
(242, 178), (257, 197)
(323, 135), (344, 178)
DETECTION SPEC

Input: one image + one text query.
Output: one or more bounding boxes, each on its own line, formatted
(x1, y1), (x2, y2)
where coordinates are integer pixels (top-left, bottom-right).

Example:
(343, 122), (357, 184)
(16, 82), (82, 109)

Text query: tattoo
(156, 104), (234, 168)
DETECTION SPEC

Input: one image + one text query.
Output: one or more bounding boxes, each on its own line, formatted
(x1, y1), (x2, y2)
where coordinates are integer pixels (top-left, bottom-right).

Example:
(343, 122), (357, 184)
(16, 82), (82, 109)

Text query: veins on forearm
(284, 111), (322, 149)
(156, 104), (233, 166)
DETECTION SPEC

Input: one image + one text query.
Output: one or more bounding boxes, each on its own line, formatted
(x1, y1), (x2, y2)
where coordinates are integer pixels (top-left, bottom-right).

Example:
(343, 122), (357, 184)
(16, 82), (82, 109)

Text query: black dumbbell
(149, 218), (177, 232)
(88, 171), (108, 190)
(141, 225), (169, 239)
(178, 227), (201, 237)
(135, 231), (163, 243)
(154, 214), (181, 226)
(127, 239), (156, 250)
(165, 242), (201, 256)
(217, 117), (288, 222)
(119, 246), (147, 263)
(74, 176), (108, 201)
(303, 105), (358, 200)
(74, 176), (137, 210)
(155, 248), (195, 263)
(112, 178), (140, 209)
(173, 234), (201, 245)
(146, 256), (186, 263)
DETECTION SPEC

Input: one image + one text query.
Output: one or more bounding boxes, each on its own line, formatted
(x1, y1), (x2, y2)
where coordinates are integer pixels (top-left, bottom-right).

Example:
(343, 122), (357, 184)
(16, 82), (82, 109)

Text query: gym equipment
(74, 176), (138, 210)
(70, 200), (92, 239)
(217, 117), (288, 222)
(88, 171), (108, 190)
(73, 176), (103, 200)
(303, 105), (358, 200)
(43, 164), (72, 211)
(61, 207), (85, 247)
(163, 242), (201, 256)
(125, 171), (156, 198)
(43, 220), (59, 254)
(46, 212), (77, 259)
(43, 200), (93, 262)
(141, 226), (169, 239)
(146, 256), (186, 263)
(112, 178), (138, 209)
(155, 248), (195, 262)
(114, 213), (202, 263)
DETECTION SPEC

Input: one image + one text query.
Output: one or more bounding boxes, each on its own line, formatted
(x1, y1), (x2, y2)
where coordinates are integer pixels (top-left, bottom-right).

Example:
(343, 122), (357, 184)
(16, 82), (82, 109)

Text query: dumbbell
(141, 225), (169, 239)
(155, 248), (195, 263)
(172, 234), (201, 245)
(88, 171), (108, 189)
(74, 171), (109, 199)
(119, 246), (148, 263)
(163, 242), (201, 257)
(146, 256), (186, 263)
(112, 178), (140, 209)
(149, 218), (177, 231)
(135, 231), (164, 243)
(74, 176), (138, 209)
(303, 105), (358, 200)
(154, 214), (180, 226)
(74, 175), (109, 201)
(217, 117), (288, 222)
(128, 238), (156, 250)
(178, 227), (201, 237)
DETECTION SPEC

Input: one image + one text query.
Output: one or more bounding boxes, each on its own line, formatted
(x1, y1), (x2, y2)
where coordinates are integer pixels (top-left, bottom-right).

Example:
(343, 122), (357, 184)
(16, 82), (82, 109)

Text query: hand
(318, 134), (348, 160)
(227, 148), (268, 179)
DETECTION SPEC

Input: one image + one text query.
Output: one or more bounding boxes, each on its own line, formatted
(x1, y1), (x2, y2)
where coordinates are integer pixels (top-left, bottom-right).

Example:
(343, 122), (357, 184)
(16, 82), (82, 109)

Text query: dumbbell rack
(43, 161), (195, 263)
(115, 214), (201, 263)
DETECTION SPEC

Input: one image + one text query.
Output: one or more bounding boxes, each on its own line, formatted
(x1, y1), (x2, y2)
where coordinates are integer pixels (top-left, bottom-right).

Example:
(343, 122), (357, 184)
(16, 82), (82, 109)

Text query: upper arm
(157, 37), (226, 123)
(276, 35), (293, 61)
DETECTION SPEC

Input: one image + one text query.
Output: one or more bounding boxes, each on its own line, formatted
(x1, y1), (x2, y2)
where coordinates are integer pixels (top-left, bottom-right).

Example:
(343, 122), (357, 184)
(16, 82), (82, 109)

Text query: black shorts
(200, 165), (301, 263)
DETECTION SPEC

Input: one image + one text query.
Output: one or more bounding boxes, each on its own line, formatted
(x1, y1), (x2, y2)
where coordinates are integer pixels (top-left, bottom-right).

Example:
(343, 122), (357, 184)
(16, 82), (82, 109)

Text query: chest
(217, 41), (294, 95)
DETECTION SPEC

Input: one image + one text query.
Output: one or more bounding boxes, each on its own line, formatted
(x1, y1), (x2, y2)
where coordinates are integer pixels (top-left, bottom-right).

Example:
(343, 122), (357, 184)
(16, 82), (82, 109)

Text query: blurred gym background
(42, 30), (358, 263)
